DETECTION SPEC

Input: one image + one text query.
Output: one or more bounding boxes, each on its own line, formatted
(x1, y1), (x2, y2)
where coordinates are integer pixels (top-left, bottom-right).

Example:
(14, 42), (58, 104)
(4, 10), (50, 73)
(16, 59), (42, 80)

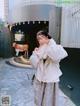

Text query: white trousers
(33, 78), (59, 106)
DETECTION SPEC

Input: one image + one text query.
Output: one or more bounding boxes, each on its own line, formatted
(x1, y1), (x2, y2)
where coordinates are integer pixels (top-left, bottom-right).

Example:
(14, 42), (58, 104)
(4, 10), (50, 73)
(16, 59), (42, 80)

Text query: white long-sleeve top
(30, 39), (68, 82)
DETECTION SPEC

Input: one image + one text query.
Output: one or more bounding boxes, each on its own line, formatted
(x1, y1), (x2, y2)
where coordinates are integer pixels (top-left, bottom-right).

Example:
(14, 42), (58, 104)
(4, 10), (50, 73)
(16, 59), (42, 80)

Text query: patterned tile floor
(0, 59), (76, 106)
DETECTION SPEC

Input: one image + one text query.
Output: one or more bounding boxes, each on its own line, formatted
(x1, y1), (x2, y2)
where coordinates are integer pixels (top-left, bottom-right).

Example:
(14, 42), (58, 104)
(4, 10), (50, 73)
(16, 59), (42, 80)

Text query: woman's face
(37, 35), (48, 46)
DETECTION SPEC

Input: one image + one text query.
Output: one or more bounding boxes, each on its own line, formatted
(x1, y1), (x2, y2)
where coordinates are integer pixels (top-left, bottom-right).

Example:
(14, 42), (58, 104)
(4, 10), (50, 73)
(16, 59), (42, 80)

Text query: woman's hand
(34, 47), (39, 52)
(33, 45), (47, 59)
(33, 47), (40, 55)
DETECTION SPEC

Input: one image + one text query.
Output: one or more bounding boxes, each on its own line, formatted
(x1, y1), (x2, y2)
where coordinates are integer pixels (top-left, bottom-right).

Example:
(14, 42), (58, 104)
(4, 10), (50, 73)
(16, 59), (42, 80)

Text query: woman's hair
(37, 30), (52, 39)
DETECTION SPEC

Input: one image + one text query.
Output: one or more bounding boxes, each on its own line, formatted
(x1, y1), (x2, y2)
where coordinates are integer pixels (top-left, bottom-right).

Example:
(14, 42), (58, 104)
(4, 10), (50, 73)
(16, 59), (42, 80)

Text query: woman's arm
(29, 51), (40, 69)
(29, 45), (48, 68)
(46, 44), (68, 62)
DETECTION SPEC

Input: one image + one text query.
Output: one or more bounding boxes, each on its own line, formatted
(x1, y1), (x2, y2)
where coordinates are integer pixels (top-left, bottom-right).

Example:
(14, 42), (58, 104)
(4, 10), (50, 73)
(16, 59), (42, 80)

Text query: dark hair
(37, 30), (52, 39)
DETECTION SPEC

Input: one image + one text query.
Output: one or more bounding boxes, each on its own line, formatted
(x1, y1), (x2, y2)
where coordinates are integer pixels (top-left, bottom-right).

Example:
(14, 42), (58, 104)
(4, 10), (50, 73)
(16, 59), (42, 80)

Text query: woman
(30, 30), (68, 106)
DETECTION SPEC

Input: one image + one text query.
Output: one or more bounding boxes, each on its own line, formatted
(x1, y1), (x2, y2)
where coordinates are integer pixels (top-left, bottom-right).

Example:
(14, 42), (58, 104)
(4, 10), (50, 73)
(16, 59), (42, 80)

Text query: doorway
(11, 21), (49, 57)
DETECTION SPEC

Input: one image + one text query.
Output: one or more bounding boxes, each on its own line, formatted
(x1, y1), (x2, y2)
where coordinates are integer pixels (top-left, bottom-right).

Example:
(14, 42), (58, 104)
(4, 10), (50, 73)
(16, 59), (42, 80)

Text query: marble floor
(0, 58), (76, 106)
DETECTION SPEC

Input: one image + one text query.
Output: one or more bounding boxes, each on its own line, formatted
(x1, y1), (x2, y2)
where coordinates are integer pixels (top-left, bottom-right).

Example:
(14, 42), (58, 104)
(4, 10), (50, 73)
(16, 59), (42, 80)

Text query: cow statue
(12, 42), (29, 58)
